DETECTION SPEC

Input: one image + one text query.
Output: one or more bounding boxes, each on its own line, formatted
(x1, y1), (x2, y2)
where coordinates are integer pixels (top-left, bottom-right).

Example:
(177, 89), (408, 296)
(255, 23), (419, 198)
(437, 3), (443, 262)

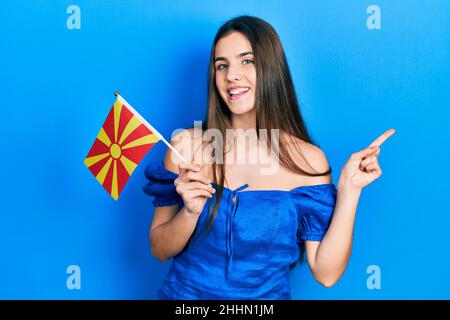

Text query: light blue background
(1, 0), (449, 299)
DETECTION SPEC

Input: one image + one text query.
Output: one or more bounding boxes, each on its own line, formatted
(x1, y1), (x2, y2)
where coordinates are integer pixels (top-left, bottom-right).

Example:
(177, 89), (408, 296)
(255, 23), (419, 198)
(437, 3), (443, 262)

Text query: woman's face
(214, 31), (256, 115)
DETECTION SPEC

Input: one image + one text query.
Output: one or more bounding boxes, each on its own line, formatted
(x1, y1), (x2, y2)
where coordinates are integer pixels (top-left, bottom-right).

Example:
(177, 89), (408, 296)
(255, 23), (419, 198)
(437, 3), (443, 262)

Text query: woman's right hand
(174, 162), (216, 215)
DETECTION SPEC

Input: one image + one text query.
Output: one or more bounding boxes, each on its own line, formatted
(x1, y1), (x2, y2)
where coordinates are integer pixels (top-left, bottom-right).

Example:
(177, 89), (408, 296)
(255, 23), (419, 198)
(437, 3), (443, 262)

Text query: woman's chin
(229, 106), (254, 115)
(226, 101), (255, 115)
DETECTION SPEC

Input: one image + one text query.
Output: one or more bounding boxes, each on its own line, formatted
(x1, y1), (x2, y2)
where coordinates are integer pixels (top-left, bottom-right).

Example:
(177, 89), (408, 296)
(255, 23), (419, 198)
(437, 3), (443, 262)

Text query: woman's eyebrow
(214, 51), (254, 62)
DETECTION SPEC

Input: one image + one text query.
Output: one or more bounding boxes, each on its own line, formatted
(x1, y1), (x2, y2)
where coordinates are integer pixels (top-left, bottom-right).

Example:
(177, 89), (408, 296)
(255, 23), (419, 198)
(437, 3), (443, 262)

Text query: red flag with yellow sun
(84, 93), (179, 200)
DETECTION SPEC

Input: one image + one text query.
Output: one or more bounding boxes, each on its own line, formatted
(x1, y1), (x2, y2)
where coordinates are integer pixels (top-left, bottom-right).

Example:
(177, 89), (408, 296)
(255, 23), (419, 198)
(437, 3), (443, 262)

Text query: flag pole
(114, 92), (188, 164)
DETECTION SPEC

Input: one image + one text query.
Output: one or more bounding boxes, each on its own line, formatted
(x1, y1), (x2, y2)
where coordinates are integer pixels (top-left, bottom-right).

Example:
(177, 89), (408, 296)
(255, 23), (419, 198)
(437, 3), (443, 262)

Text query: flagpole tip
(114, 92), (119, 97)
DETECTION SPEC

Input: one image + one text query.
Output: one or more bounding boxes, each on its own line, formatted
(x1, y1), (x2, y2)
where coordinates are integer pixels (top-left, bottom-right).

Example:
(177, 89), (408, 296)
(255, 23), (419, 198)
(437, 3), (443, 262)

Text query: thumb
(352, 145), (379, 160)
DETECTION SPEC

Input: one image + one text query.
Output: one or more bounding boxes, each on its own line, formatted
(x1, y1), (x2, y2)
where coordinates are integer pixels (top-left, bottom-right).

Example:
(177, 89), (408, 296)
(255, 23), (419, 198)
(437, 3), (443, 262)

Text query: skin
(214, 31), (257, 131)
(149, 31), (396, 288)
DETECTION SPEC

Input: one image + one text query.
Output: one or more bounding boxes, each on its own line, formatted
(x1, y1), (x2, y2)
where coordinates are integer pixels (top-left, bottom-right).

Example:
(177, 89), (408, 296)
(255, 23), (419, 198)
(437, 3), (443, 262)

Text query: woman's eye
(216, 60), (253, 70)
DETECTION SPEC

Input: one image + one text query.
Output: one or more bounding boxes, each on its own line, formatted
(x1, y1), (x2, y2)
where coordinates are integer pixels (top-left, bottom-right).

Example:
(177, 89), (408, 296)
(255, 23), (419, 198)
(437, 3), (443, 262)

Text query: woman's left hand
(338, 129), (396, 191)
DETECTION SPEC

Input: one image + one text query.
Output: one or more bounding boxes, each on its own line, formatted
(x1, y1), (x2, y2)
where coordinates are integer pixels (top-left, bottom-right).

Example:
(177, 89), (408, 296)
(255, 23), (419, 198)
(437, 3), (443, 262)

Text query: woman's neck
(230, 108), (256, 132)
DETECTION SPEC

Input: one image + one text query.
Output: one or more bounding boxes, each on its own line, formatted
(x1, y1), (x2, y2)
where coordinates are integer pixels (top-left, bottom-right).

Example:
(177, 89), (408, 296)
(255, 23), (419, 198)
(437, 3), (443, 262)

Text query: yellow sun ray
(120, 154), (138, 176)
(113, 100), (123, 143)
(111, 160), (118, 200)
(97, 127), (112, 147)
(84, 153), (110, 168)
(119, 116), (142, 145)
(96, 157), (113, 185)
(122, 134), (159, 150)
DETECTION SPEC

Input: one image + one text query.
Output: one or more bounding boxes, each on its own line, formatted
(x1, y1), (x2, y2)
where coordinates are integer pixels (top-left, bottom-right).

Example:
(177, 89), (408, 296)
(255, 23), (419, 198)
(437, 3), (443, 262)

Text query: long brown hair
(191, 15), (331, 261)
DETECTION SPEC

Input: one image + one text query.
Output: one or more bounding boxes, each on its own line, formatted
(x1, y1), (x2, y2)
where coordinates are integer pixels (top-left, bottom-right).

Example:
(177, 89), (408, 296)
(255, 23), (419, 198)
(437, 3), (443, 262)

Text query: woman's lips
(229, 88), (250, 101)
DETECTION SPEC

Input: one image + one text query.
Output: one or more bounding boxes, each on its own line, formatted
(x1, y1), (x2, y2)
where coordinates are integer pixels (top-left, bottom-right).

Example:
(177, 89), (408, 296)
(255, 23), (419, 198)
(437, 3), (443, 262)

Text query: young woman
(143, 15), (395, 299)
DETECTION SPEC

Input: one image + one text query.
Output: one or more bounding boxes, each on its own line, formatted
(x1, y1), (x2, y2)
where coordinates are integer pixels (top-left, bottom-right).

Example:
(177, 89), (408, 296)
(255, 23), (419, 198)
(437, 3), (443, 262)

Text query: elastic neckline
(212, 182), (335, 194)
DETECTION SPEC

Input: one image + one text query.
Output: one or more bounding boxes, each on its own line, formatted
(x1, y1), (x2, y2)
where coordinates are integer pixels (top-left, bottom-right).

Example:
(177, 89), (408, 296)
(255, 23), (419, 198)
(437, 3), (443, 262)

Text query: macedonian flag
(84, 93), (161, 200)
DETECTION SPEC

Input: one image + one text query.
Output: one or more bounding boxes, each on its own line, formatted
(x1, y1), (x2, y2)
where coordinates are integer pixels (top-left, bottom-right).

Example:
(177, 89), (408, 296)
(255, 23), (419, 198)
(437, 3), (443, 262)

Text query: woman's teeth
(229, 88), (249, 96)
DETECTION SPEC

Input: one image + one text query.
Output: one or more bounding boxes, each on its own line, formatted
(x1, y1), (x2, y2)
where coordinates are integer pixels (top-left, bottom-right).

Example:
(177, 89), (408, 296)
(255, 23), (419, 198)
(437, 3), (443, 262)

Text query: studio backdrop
(1, 0), (449, 299)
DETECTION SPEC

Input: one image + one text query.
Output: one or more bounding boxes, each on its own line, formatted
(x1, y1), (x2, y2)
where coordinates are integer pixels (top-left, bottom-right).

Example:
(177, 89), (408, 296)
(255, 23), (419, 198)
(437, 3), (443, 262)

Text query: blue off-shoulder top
(143, 160), (337, 300)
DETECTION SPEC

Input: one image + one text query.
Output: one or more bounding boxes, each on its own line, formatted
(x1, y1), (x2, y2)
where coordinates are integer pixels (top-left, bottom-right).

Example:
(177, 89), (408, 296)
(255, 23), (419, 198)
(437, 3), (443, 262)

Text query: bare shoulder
(297, 139), (331, 174)
(163, 128), (196, 174)
(281, 132), (332, 184)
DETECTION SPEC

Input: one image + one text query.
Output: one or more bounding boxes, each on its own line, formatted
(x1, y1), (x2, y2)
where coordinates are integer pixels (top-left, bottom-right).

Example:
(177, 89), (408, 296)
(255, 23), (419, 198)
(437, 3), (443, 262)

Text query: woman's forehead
(215, 32), (253, 58)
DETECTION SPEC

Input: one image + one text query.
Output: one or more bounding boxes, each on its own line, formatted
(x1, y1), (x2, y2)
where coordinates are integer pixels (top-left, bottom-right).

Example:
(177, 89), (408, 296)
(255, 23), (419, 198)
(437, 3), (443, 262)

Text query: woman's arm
(306, 129), (395, 287)
(305, 182), (361, 287)
(150, 128), (199, 262)
(150, 205), (200, 262)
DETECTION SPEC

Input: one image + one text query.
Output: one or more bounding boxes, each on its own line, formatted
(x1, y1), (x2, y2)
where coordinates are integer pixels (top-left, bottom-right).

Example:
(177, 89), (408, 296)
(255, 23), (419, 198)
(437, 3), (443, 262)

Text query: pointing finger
(368, 129), (396, 148)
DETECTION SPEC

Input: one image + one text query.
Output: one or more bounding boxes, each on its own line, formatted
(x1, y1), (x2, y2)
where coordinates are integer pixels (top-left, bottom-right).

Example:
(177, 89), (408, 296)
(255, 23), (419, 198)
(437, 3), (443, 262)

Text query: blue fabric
(143, 162), (184, 208)
(143, 160), (337, 300)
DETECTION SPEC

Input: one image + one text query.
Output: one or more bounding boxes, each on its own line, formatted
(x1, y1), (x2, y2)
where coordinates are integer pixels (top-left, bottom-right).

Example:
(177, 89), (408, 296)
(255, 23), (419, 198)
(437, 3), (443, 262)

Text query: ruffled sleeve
(142, 160), (184, 207)
(291, 184), (337, 244)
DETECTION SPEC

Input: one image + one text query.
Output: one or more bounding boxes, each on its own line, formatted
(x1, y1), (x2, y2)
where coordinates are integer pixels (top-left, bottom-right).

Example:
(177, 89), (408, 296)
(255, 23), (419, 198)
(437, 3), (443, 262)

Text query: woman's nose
(226, 64), (243, 82)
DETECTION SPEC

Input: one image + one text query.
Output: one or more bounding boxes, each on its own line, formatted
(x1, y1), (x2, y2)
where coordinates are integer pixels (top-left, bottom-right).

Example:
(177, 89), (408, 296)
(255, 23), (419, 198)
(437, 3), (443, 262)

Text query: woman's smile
(228, 87), (251, 100)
